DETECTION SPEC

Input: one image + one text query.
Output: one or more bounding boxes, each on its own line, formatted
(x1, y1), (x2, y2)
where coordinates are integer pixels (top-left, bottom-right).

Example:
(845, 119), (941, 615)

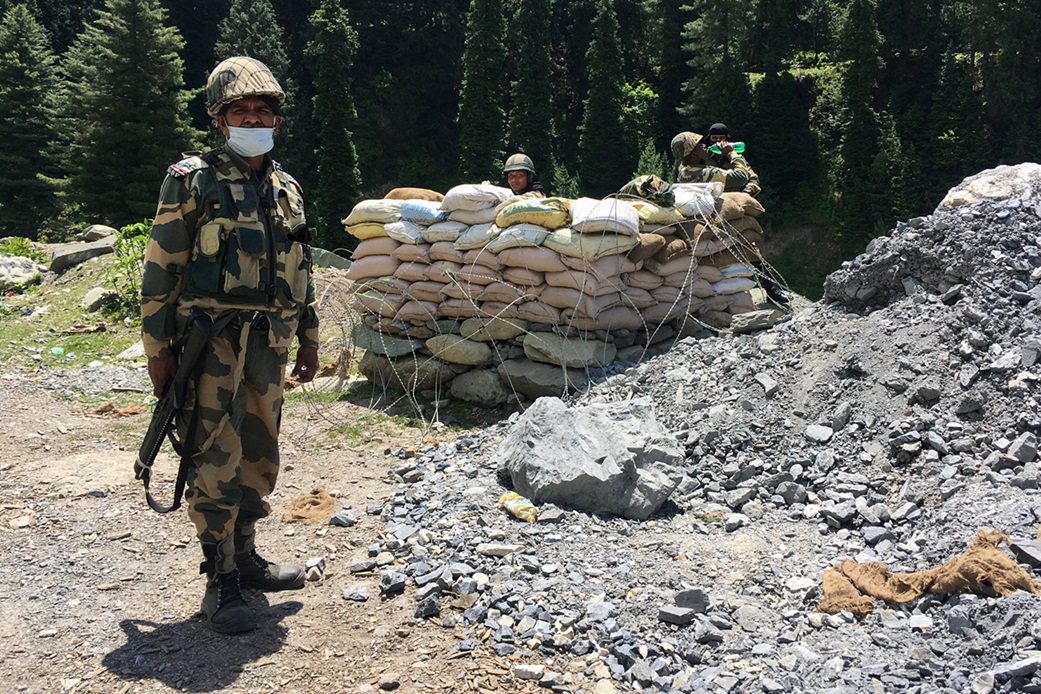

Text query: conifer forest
(0, 0), (1038, 295)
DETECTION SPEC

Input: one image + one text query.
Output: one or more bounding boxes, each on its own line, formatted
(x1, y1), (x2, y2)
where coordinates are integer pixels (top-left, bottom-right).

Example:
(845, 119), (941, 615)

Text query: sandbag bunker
(341, 183), (767, 405)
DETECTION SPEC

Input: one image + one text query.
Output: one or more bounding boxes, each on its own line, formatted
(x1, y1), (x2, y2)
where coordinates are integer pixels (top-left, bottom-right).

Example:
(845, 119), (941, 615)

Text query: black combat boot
(755, 262), (790, 306)
(200, 546), (255, 634)
(234, 528), (304, 591)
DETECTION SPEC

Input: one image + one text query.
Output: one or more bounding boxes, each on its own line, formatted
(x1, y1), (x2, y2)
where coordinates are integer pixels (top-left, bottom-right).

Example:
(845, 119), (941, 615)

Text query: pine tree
(677, 0), (754, 132)
(652, 0), (691, 150)
(457, 0), (507, 182)
(578, 0), (632, 197)
(751, 72), (816, 212)
(63, 0), (200, 227)
(306, 0), (361, 250)
(0, 4), (65, 237)
(925, 49), (984, 205)
(507, 0), (554, 178)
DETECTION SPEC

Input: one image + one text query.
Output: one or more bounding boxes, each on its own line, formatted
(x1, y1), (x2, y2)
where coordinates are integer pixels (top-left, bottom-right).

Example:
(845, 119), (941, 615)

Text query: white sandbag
(498, 246), (568, 273)
(385, 220), (426, 244)
(673, 182), (723, 219)
(495, 197), (571, 229)
(351, 237), (401, 260)
(713, 277), (757, 295)
(454, 222), (501, 250)
(569, 197), (640, 236)
(344, 255), (399, 282)
(342, 198), (402, 226)
(542, 228), (638, 262)
(718, 263), (755, 278)
(391, 243), (432, 263)
(440, 184), (513, 212)
(401, 199), (447, 225)
(421, 220), (468, 243)
(485, 223), (552, 253)
(448, 206), (500, 225)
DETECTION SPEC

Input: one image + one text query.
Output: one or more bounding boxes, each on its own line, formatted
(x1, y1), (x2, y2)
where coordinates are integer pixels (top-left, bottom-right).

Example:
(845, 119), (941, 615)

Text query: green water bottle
(708, 141), (745, 155)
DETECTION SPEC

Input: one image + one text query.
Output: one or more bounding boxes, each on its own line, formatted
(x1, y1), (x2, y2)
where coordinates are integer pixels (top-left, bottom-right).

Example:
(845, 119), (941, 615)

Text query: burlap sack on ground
(819, 530), (1041, 616)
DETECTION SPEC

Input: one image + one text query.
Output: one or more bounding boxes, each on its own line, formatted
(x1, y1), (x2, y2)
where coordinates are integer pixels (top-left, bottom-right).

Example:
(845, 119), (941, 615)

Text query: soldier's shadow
(102, 594), (302, 692)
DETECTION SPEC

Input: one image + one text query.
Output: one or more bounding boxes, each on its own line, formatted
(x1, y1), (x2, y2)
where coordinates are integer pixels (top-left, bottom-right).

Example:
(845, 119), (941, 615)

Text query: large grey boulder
(0, 253), (45, 290)
(938, 163), (1041, 210)
(425, 335), (493, 366)
(77, 224), (118, 242)
(496, 358), (588, 398)
(496, 396), (685, 520)
(450, 369), (510, 406)
(49, 239), (115, 273)
(311, 247), (352, 271)
(523, 332), (616, 368)
(359, 351), (455, 390)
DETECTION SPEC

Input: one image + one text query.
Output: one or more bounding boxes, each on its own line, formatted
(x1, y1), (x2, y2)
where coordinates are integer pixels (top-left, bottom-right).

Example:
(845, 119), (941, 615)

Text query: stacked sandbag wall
(341, 183), (767, 405)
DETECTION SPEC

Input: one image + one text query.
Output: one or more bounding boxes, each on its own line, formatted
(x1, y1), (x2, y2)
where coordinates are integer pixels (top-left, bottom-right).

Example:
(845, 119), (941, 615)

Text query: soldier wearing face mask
(140, 57), (319, 634)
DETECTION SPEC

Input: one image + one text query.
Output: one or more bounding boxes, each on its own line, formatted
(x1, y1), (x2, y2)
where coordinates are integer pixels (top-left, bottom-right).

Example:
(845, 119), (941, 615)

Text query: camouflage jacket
(678, 151), (762, 196)
(141, 147), (319, 360)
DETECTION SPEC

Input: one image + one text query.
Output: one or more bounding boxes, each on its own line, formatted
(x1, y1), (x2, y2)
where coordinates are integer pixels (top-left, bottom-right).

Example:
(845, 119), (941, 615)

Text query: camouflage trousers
(177, 314), (289, 573)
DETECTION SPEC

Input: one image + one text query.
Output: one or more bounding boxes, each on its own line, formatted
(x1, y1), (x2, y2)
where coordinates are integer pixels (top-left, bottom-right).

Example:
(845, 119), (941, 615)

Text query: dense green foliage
(0, 0), (1037, 294)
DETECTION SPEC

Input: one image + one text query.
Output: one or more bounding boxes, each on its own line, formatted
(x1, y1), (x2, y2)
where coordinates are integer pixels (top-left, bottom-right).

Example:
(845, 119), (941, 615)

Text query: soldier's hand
(718, 142), (734, 156)
(292, 345), (319, 384)
(147, 354), (178, 397)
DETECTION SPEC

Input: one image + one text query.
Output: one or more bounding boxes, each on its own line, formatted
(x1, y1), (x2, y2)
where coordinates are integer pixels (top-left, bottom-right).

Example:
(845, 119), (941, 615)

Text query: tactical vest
(180, 152), (311, 309)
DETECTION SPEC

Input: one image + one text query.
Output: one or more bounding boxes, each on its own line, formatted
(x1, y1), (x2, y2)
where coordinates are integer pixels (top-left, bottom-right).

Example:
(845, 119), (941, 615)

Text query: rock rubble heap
(345, 164), (1041, 693)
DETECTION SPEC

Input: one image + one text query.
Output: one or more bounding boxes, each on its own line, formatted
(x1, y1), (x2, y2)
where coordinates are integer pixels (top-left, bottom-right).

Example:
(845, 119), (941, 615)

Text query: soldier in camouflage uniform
(502, 153), (546, 198)
(671, 125), (762, 196)
(140, 57), (319, 634)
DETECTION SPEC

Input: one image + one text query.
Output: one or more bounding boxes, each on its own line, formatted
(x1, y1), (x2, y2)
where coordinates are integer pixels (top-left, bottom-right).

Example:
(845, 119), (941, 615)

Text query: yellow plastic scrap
(498, 492), (538, 523)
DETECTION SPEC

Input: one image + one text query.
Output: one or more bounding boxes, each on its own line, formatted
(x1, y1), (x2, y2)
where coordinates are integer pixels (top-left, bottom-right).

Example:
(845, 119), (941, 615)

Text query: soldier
(502, 153), (546, 198)
(670, 124), (762, 197)
(140, 57), (319, 634)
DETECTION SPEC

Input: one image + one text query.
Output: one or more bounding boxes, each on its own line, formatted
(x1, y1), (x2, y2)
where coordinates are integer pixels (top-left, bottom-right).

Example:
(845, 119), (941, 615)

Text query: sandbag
(654, 238), (693, 264)
(345, 222), (388, 240)
(385, 220), (426, 244)
(514, 302), (562, 324)
(478, 282), (541, 305)
(501, 266), (545, 287)
(727, 292), (756, 314)
(718, 262), (755, 278)
(627, 234), (667, 264)
(396, 300), (440, 322)
(454, 264), (501, 285)
(495, 197), (571, 230)
(498, 246), (568, 273)
(719, 191), (765, 219)
(393, 262), (432, 283)
(673, 182), (723, 219)
(563, 306), (645, 332)
(344, 255), (399, 282)
(544, 269), (624, 297)
(463, 248), (503, 271)
(428, 241), (466, 264)
(351, 237), (401, 260)
(353, 290), (405, 318)
(569, 197), (640, 237)
(343, 199), (402, 226)
(422, 220), (469, 243)
(663, 270), (696, 288)
(479, 301), (521, 320)
(629, 200), (685, 226)
(627, 270), (664, 290)
(485, 223), (552, 253)
(694, 265), (724, 283)
(640, 301), (687, 323)
(439, 298), (483, 318)
(355, 276), (409, 295)
(384, 187), (444, 202)
(542, 228), (638, 262)
(559, 254), (627, 282)
(652, 285), (686, 303)
(713, 277), (757, 295)
(401, 199), (447, 225)
(448, 206), (499, 225)
(404, 281), (445, 303)
(688, 278), (715, 298)
(439, 281), (483, 302)
(621, 287), (656, 309)
(426, 260), (463, 283)
(454, 222), (501, 250)
(391, 243), (432, 263)
(646, 255), (698, 277)
(441, 183), (514, 212)
(541, 287), (622, 318)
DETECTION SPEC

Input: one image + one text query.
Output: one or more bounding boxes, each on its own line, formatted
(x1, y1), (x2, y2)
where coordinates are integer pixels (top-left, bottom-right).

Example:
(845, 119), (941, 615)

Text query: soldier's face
(217, 98), (281, 136)
(507, 171), (528, 193)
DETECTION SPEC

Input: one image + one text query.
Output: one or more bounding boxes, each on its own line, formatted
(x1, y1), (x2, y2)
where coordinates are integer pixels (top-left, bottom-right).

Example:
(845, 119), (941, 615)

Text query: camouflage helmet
(670, 131), (704, 160)
(205, 57), (285, 118)
(503, 153), (536, 176)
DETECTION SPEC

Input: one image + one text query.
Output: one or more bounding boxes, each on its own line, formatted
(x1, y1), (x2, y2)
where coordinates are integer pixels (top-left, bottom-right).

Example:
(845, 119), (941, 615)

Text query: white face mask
(225, 126), (275, 157)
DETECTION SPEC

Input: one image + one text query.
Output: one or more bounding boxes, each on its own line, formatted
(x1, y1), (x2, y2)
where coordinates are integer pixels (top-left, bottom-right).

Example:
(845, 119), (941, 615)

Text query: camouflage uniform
(678, 151), (762, 196)
(141, 145), (317, 574)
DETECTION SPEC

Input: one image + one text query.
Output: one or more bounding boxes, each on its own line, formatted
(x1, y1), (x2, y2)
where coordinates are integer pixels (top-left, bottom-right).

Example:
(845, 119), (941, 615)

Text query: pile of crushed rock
(352, 164), (1041, 693)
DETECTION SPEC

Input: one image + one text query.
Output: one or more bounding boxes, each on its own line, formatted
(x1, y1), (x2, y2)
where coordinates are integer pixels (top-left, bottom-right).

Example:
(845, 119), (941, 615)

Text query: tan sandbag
(688, 278), (715, 298)
(629, 200), (685, 225)
(429, 241), (466, 264)
(384, 187), (444, 202)
(729, 214), (764, 235)
(463, 248), (503, 271)
(700, 295), (731, 312)
(673, 220), (707, 242)
(353, 290), (405, 318)
(697, 247), (755, 268)
(621, 287), (656, 309)
(455, 264), (501, 285)
(719, 191), (765, 219)
(541, 287), (622, 317)
(351, 236), (401, 260)
(393, 262), (431, 283)
(560, 254), (627, 282)
(545, 269), (624, 297)
(498, 246), (569, 273)
(662, 270), (695, 288)
(514, 301), (562, 324)
(502, 267), (545, 287)
(439, 298), (483, 318)
(640, 301), (686, 323)
(819, 530), (1041, 616)
(694, 265), (724, 283)
(343, 199), (402, 226)
(454, 222), (501, 250)
(448, 206), (500, 225)
(652, 285), (686, 303)
(345, 222), (389, 240)
(627, 234), (667, 264)
(563, 306), (645, 331)
(646, 255), (698, 277)
(654, 238), (693, 264)
(627, 270), (664, 290)
(392, 243), (432, 263)
(426, 260), (464, 283)
(439, 281), (483, 302)
(344, 255), (399, 282)
(727, 292), (756, 314)
(396, 300), (440, 322)
(404, 281), (445, 303)
(478, 282), (541, 304)
(495, 197), (571, 230)
(421, 220), (468, 243)
(543, 228), (639, 262)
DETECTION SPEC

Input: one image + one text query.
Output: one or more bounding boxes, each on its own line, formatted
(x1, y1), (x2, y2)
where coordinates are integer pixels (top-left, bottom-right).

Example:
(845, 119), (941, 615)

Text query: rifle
(134, 309), (219, 513)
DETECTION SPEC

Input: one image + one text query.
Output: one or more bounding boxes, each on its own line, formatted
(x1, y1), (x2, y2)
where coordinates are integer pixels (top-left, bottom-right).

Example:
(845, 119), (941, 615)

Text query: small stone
(377, 672), (401, 690)
(805, 425), (834, 443)
(724, 513), (748, 532)
(476, 543), (524, 557)
(674, 588), (710, 612)
(658, 606), (696, 625)
(342, 585), (370, 602)
(513, 663), (545, 680)
(414, 596), (441, 619)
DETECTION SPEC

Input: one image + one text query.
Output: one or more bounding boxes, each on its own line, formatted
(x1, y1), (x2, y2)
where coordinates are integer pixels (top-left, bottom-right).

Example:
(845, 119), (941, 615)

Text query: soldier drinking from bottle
(671, 122), (761, 196)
